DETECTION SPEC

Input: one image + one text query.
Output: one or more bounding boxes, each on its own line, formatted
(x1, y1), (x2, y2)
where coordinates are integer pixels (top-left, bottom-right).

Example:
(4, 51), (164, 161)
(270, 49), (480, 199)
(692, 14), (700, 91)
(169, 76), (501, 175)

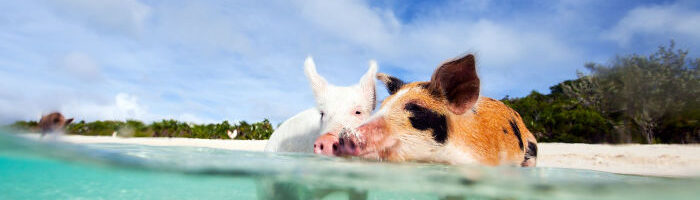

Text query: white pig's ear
(359, 60), (378, 109)
(304, 56), (328, 98)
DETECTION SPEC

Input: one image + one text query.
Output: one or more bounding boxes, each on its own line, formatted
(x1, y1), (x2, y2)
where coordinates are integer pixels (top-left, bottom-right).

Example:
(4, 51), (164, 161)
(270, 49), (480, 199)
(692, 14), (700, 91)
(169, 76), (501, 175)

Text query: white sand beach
(19, 134), (268, 152)
(18, 134), (700, 177)
(537, 143), (700, 177)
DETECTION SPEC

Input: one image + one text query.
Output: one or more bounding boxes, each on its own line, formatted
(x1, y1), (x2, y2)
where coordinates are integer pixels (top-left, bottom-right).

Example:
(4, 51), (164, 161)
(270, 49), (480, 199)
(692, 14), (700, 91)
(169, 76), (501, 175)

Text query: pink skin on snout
(313, 132), (339, 155)
(334, 118), (397, 159)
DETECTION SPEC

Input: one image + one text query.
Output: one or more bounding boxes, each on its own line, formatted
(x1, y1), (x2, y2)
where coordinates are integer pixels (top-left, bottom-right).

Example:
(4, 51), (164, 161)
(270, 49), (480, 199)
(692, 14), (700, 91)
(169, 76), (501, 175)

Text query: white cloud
(0, 0), (579, 125)
(114, 93), (145, 118)
(61, 93), (151, 122)
(60, 52), (101, 81)
(43, 0), (151, 36)
(5, 0), (692, 126)
(289, 0), (577, 74)
(150, 2), (251, 55)
(604, 3), (700, 45)
(295, 0), (399, 52)
(403, 19), (575, 67)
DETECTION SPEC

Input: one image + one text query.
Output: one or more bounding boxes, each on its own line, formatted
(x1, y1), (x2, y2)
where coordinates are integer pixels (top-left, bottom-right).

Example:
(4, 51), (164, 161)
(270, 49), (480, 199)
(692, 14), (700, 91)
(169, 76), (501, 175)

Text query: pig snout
(315, 119), (390, 158)
(337, 134), (361, 156)
(313, 133), (339, 155)
(336, 119), (393, 158)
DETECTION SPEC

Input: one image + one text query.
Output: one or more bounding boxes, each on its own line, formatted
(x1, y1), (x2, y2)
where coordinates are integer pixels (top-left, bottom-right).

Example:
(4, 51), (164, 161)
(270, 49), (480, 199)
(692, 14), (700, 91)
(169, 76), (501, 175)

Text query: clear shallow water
(1, 132), (698, 200)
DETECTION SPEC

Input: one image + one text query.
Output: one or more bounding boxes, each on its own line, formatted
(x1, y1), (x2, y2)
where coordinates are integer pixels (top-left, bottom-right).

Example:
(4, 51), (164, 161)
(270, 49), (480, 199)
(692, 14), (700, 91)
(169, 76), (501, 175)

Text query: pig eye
(355, 111), (362, 115)
(320, 111), (325, 119)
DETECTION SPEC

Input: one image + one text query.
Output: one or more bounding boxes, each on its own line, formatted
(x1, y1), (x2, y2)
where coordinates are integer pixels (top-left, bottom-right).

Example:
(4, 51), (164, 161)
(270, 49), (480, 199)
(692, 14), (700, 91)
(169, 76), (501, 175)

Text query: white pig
(264, 56), (377, 153)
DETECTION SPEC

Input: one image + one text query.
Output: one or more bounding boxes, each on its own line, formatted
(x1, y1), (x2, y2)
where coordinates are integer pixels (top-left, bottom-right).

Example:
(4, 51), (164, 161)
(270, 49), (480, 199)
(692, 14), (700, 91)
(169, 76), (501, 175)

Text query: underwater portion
(0, 132), (697, 200)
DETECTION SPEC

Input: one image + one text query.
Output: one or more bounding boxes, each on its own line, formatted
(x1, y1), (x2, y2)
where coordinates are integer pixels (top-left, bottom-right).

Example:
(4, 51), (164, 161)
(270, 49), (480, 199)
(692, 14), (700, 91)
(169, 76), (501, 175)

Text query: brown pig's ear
(427, 54), (480, 115)
(377, 73), (405, 95)
(64, 118), (74, 126)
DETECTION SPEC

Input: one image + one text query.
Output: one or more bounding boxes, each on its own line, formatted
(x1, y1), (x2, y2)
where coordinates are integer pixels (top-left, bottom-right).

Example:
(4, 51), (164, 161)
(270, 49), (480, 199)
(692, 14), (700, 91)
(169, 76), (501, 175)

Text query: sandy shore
(537, 143), (700, 177)
(18, 134), (268, 151)
(17, 134), (700, 177)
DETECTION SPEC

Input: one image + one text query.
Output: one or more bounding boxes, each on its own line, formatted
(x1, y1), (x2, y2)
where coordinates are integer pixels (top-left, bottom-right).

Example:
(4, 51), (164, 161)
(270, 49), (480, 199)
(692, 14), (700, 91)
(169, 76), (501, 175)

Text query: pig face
(334, 54), (480, 162)
(304, 57), (377, 143)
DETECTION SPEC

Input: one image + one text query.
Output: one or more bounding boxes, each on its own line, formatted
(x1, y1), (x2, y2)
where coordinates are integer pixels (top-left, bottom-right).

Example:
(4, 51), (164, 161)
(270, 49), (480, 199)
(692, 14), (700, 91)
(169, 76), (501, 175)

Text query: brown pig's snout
(313, 133), (339, 155)
(314, 119), (385, 157)
(337, 135), (361, 156)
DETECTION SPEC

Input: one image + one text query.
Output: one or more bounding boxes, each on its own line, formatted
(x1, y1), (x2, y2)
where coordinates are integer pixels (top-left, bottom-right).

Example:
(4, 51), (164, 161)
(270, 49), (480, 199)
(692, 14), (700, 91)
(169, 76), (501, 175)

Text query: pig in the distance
(317, 54), (537, 167)
(264, 56), (377, 153)
(38, 112), (73, 137)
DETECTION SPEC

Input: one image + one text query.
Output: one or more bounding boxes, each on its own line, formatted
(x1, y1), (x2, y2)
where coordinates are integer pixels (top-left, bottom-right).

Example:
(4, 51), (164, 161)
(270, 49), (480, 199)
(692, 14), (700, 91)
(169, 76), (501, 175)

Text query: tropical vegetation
(5, 119), (274, 140)
(503, 41), (698, 143)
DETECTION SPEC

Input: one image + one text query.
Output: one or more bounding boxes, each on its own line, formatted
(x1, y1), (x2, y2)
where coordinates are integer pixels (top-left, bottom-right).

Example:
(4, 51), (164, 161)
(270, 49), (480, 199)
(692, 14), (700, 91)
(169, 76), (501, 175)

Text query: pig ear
(304, 56), (328, 98)
(428, 54), (480, 115)
(64, 118), (74, 126)
(377, 73), (405, 95)
(360, 60), (378, 107)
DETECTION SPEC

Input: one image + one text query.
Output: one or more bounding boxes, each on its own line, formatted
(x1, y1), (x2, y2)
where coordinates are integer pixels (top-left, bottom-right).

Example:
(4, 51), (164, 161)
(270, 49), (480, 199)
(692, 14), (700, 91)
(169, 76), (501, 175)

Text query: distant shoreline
(16, 133), (700, 178)
(17, 133), (268, 152)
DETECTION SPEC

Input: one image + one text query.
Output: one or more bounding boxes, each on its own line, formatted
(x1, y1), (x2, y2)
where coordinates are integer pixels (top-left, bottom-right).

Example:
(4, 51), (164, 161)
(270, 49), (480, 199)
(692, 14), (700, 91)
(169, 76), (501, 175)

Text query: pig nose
(337, 136), (360, 156)
(313, 133), (339, 156)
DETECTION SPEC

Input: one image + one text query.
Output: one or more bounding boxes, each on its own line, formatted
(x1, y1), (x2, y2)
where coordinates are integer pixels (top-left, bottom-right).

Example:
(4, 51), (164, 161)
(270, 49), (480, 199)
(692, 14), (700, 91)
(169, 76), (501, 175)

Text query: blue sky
(1, 0), (699, 124)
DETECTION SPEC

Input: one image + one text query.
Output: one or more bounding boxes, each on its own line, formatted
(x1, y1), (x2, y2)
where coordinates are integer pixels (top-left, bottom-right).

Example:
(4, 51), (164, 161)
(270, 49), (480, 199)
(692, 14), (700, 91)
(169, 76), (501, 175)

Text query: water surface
(0, 132), (697, 200)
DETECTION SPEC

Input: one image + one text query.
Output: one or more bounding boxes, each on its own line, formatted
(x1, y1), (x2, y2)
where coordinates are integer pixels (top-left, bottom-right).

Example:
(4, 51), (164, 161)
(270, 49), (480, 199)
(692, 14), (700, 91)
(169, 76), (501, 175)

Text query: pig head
(305, 57), (378, 155)
(38, 112), (73, 136)
(316, 54), (538, 167)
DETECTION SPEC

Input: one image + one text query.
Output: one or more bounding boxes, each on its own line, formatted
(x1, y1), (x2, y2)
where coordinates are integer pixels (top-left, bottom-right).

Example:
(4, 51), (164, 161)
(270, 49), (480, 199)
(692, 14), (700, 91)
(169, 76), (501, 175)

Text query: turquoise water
(1, 132), (698, 200)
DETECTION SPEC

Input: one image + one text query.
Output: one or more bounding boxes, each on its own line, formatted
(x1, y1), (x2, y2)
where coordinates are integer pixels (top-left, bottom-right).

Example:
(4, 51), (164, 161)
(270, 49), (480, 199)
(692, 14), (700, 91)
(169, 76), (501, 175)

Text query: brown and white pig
(38, 112), (73, 137)
(316, 54), (537, 167)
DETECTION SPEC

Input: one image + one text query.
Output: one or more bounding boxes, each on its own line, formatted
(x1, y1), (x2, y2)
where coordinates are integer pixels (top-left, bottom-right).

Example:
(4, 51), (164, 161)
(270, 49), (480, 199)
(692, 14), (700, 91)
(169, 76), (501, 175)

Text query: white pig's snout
(313, 132), (339, 155)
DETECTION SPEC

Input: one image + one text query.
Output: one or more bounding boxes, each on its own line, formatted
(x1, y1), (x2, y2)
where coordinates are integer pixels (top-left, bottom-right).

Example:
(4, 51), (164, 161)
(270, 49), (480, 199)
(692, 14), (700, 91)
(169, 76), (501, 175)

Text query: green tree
(503, 85), (615, 143)
(5, 121), (38, 132)
(5, 119), (275, 140)
(565, 41), (699, 143)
